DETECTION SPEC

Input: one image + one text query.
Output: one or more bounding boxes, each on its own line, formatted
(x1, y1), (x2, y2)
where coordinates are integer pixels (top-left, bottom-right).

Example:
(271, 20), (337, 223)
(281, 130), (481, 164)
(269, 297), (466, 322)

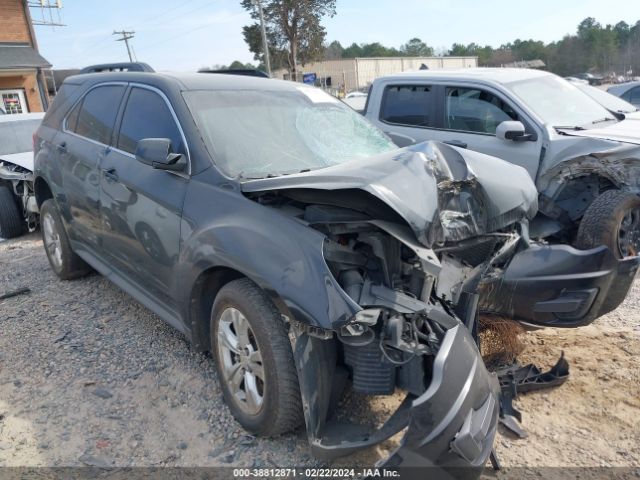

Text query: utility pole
(113, 30), (135, 62)
(252, 0), (271, 77)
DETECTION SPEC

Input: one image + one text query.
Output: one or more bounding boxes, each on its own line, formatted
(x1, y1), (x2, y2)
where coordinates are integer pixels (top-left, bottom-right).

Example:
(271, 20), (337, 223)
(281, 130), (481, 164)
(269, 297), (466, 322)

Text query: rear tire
(40, 199), (92, 279)
(576, 190), (640, 258)
(0, 186), (23, 239)
(211, 278), (303, 437)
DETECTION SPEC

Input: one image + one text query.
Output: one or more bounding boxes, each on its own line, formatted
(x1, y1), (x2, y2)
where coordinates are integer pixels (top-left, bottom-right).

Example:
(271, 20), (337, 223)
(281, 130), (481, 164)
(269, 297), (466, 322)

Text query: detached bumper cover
(479, 244), (640, 327)
(379, 325), (500, 477)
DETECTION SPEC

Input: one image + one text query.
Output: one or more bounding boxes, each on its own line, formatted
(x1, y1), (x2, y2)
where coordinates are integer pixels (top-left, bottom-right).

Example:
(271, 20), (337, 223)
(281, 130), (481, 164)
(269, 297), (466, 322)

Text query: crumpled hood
(241, 141), (538, 247)
(558, 118), (640, 145)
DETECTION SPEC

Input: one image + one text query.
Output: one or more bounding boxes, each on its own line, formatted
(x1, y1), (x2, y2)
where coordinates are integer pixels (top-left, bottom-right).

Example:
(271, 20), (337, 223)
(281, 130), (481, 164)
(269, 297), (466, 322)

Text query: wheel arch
(34, 176), (54, 208)
(187, 265), (292, 352)
(539, 172), (619, 227)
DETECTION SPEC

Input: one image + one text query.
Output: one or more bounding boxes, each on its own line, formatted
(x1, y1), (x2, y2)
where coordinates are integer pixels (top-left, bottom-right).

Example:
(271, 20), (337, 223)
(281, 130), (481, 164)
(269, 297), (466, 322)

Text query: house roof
(0, 43), (51, 70)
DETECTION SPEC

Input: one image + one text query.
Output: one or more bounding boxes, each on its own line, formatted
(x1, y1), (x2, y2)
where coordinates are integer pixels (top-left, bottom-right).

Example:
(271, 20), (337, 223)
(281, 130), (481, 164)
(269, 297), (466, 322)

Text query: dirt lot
(1, 233), (639, 473)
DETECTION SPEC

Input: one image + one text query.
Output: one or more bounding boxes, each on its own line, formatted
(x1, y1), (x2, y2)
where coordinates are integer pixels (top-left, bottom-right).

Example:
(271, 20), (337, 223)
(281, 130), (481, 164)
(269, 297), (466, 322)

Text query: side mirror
(496, 120), (534, 142)
(135, 138), (185, 171)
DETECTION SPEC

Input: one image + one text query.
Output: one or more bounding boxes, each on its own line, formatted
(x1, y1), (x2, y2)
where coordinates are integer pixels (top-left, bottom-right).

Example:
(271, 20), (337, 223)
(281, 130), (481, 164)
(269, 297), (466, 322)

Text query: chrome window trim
(62, 81), (128, 148)
(61, 81), (192, 176)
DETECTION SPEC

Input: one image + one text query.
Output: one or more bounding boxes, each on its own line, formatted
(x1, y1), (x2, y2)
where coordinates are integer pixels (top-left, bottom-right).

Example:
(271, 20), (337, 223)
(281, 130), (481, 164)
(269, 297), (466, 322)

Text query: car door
(99, 84), (189, 308)
(427, 85), (543, 178)
(57, 84), (126, 250)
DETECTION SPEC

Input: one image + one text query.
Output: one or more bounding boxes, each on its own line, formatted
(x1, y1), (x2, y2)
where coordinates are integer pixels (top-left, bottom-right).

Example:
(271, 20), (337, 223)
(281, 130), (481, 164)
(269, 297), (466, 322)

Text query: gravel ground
(1, 233), (639, 472)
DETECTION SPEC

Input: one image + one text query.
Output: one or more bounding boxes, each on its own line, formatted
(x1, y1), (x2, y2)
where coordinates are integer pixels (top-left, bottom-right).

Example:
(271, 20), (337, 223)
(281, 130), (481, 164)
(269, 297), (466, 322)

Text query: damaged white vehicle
(365, 69), (640, 259)
(0, 112), (44, 238)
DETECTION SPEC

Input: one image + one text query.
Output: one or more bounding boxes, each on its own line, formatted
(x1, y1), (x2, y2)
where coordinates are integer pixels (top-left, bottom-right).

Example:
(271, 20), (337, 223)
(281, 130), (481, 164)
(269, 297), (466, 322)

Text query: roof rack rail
(79, 62), (155, 74)
(200, 68), (270, 78)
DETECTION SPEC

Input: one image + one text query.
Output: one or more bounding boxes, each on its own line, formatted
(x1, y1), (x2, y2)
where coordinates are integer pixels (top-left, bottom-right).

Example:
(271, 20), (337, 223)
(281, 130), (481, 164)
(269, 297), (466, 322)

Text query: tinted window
(445, 87), (517, 134)
(380, 85), (432, 127)
(74, 85), (125, 144)
(0, 119), (42, 155)
(117, 88), (183, 155)
(630, 87), (640, 105)
(66, 100), (81, 132)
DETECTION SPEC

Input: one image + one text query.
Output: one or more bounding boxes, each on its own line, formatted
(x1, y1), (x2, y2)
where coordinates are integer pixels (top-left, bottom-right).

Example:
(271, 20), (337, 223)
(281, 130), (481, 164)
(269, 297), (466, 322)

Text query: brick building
(0, 0), (51, 113)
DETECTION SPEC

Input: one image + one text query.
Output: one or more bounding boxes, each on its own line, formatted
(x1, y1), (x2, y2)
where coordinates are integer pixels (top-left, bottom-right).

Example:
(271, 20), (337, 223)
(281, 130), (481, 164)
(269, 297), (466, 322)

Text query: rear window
(0, 119), (42, 155)
(73, 85), (125, 144)
(380, 85), (432, 127)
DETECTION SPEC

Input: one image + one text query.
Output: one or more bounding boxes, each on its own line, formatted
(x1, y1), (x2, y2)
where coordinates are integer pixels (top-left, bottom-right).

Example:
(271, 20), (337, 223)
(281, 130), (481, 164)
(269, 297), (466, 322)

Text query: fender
(177, 171), (360, 335)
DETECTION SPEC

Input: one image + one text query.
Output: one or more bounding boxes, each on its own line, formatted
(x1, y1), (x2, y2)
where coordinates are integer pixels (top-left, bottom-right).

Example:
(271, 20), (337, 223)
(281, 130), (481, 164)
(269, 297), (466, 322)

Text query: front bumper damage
(293, 323), (500, 477)
(479, 243), (640, 327)
(380, 325), (500, 477)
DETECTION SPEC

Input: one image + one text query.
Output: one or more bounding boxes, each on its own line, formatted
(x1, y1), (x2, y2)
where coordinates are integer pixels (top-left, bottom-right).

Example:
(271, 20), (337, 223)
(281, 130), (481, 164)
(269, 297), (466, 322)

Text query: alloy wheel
(42, 212), (63, 270)
(216, 307), (265, 415)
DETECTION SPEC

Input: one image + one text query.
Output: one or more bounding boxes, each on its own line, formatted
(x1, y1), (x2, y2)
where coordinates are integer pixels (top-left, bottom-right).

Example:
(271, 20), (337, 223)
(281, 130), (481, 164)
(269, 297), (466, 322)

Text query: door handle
(102, 167), (119, 182)
(443, 140), (468, 149)
(56, 141), (67, 153)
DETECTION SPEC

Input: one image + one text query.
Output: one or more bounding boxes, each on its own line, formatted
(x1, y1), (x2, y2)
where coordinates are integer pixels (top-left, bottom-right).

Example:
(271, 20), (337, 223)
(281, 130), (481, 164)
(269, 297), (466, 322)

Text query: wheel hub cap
(42, 213), (63, 269)
(217, 307), (265, 415)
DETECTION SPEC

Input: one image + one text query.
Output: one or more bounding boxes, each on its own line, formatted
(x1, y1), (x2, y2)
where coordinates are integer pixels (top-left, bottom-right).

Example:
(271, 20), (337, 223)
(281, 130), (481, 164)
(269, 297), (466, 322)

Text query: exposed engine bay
(244, 188), (512, 468)
(236, 141), (637, 470)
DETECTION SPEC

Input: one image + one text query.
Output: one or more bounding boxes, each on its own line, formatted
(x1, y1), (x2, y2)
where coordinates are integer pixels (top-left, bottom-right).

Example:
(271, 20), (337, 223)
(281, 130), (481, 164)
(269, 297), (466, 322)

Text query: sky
(32, 0), (640, 72)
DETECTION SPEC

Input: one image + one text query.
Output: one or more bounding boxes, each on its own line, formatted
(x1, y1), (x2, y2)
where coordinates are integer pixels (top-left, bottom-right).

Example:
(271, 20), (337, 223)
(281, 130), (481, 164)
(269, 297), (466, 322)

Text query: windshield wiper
(554, 125), (586, 131)
(592, 117), (616, 124)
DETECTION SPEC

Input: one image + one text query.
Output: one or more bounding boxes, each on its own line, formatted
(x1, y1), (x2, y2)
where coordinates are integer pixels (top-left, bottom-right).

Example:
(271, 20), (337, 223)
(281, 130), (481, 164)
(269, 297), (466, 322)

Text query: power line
(113, 30), (135, 62)
(140, 1), (214, 30)
(135, 22), (212, 53)
(137, 0), (202, 26)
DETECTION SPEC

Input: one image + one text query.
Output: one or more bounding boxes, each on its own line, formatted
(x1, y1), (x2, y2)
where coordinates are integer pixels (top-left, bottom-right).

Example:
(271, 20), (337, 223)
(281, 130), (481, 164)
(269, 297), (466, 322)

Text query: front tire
(40, 199), (92, 279)
(0, 186), (23, 239)
(576, 190), (640, 258)
(211, 278), (303, 437)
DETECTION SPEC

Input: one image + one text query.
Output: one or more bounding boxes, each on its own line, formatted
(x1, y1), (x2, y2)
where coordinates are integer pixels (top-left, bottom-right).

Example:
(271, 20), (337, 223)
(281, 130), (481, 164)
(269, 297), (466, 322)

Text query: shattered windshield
(506, 75), (616, 129)
(183, 87), (396, 178)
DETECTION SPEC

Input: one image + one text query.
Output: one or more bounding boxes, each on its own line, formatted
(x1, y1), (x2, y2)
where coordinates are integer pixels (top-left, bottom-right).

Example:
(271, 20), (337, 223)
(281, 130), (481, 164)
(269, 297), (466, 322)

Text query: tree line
(222, 1), (640, 79)
(448, 18), (640, 76)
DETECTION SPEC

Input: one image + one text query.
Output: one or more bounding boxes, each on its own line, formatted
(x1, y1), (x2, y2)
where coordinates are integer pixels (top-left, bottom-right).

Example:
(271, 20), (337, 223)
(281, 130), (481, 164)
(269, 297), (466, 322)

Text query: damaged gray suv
(32, 66), (636, 474)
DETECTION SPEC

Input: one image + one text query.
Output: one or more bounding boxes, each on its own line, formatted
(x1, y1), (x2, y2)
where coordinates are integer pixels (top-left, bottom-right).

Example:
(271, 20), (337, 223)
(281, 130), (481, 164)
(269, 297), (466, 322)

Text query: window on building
(74, 85), (125, 144)
(117, 87), (183, 155)
(445, 87), (517, 134)
(380, 85), (432, 127)
(1, 90), (28, 114)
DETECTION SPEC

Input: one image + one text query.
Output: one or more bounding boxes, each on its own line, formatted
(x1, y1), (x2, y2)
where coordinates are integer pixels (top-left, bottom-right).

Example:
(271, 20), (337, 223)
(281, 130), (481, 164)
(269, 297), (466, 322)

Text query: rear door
(99, 84), (189, 307)
(57, 84), (126, 250)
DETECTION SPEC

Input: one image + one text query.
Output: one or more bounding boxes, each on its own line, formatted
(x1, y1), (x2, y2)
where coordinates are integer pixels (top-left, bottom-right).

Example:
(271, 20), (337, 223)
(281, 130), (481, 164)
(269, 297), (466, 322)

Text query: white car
(0, 112), (45, 238)
(343, 91), (368, 113)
